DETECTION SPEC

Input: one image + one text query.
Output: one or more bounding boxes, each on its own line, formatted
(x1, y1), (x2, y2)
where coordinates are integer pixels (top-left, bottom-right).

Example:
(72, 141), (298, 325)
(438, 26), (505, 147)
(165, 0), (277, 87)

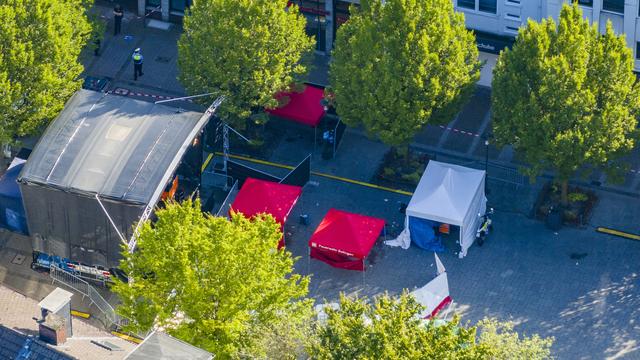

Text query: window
(636, 42), (640, 60)
(578, 0), (593, 7)
(602, 0), (624, 14)
(506, 0), (520, 4)
(479, 0), (497, 13)
(458, 0), (475, 10)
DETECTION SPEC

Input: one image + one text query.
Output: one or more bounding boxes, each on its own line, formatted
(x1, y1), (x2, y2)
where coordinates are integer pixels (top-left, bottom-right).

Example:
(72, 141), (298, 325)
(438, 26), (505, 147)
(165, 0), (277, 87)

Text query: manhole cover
(155, 56), (171, 63)
(570, 252), (588, 260)
(12, 254), (25, 265)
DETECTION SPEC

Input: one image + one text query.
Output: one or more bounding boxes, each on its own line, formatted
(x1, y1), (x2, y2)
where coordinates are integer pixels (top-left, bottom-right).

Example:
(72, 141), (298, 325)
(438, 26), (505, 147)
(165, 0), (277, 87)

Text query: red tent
(309, 209), (385, 271)
(230, 178), (302, 248)
(267, 84), (325, 127)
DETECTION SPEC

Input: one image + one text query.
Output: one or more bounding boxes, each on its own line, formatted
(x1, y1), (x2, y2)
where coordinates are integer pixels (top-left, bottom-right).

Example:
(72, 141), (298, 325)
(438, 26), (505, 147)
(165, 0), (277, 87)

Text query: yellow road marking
(212, 152), (413, 196)
(201, 152), (214, 172)
(596, 227), (640, 241)
(111, 331), (144, 344)
(70, 310), (90, 319)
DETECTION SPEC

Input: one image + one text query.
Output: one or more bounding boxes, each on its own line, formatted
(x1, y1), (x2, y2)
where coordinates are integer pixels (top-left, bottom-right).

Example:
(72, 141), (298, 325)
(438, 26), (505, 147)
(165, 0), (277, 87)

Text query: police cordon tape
(204, 152), (413, 196)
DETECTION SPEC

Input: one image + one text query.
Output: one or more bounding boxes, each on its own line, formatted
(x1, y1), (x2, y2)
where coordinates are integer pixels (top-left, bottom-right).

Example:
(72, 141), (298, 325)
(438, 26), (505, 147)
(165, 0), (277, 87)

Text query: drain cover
(12, 254), (25, 265)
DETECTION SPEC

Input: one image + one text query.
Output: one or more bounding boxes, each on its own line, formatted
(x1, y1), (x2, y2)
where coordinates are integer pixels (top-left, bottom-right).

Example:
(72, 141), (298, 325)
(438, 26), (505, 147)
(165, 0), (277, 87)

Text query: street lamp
(484, 138), (490, 194)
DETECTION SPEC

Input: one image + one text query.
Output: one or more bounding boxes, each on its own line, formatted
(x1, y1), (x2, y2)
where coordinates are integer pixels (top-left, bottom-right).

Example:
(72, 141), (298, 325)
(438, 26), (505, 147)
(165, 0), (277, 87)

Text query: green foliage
(308, 292), (491, 359)
(308, 293), (554, 360)
(476, 318), (554, 360)
(567, 192), (588, 202)
(329, 0), (481, 146)
(177, 0), (314, 127)
(0, 0), (93, 144)
(112, 200), (312, 359)
(492, 3), (640, 185)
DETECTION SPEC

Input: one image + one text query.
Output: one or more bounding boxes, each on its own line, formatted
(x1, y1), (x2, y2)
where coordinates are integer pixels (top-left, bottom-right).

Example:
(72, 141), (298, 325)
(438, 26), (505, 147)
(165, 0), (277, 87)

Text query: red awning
(230, 178), (303, 247)
(309, 209), (385, 271)
(267, 85), (325, 127)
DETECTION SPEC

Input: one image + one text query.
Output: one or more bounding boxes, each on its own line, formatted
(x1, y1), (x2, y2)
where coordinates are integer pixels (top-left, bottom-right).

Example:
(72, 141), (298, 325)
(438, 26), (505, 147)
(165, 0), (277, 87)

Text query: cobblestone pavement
(0, 285), (135, 359)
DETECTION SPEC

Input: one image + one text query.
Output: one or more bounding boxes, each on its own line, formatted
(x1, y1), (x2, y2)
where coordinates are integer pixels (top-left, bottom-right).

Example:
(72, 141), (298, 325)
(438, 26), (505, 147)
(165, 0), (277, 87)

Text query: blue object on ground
(409, 216), (444, 252)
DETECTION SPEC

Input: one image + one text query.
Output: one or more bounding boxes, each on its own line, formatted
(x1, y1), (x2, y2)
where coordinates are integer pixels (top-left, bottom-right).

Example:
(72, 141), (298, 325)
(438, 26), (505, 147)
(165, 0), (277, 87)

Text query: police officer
(132, 48), (144, 81)
(113, 5), (124, 36)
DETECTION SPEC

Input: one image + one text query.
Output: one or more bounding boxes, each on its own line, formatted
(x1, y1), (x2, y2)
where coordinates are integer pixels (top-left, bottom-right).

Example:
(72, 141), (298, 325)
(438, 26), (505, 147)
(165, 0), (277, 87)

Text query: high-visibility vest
(133, 54), (142, 64)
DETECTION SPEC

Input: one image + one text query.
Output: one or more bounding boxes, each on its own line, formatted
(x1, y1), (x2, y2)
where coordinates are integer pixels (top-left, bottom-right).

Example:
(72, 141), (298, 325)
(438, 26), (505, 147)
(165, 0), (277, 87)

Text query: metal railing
(50, 265), (90, 299)
(88, 285), (119, 328)
(216, 180), (238, 217)
(50, 265), (122, 329)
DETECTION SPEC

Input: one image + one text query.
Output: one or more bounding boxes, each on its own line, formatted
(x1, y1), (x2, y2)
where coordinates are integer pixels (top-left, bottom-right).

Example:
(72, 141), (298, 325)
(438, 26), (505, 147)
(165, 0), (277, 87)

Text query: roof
(309, 208), (385, 260)
(267, 84), (325, 127)
(230, 178), (302, 225)
(0, 325), (74, 360)
(124, 331), (213, 360)
(38, 288), (72, 313)
(406, 161), (485, 225)
(18, 90), (205, 205)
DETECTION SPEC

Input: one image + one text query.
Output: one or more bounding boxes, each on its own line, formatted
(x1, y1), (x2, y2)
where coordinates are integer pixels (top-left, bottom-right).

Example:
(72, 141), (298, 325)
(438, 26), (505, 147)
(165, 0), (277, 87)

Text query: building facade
(455, 0), (640, 70)
(136, 0), (640, 70)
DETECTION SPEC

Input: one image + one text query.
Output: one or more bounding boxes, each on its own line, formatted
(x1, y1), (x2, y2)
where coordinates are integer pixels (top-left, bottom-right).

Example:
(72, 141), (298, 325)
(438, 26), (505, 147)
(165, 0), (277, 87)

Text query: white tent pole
(460, 226), (463, 256)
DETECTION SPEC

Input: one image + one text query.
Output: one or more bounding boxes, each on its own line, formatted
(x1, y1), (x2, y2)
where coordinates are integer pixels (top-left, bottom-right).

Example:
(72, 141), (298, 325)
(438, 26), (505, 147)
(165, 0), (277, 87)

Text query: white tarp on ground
(410, 253), (451, 319)
(387, 161), (486, 258)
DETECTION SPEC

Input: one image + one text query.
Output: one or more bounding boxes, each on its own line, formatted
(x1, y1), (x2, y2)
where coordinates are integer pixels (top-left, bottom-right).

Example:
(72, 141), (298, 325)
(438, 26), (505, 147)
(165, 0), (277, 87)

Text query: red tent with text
(309, 209), (385, 271)
(230, 178), (302, 248)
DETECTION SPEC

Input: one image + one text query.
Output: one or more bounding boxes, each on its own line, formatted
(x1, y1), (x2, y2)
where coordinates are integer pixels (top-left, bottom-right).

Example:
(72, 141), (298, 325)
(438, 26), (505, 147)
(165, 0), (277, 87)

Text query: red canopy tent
(230, 178), (302, 248)
(267, 84), (326, 127)
(309, 209), (385, 271)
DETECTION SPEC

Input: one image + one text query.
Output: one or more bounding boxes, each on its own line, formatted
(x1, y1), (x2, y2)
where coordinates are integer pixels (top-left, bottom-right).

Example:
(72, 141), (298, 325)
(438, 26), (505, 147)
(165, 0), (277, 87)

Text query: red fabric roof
(309, 209), (385, 260)
(230, 178), (302, 225)
(267, 85), (325, 127)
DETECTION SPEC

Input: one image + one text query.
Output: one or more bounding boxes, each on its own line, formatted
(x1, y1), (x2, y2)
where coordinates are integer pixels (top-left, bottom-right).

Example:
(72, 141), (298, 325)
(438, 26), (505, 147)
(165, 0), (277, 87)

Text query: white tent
(387, 161), (486, 258)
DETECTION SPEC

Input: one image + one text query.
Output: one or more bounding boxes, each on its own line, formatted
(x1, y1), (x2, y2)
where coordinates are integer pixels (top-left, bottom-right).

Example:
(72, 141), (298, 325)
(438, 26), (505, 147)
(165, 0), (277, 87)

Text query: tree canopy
(177, 0), (314, 127)
(0, 0), (93, 144)
(329, 0), (481, 146)
(491, 3), (640, 201)
(308, 292), (553, 360)
(112, 200), (312, 359)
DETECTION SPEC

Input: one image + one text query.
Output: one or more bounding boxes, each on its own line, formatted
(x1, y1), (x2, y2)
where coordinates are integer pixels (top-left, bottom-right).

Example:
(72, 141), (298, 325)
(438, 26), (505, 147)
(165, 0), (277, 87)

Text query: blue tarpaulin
(409, 216), (443, 252)
(0, 163), (28, 234)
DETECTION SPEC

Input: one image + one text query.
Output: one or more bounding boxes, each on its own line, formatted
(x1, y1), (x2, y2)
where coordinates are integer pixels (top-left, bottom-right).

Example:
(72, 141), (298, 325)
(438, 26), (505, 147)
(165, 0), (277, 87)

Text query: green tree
(329, 0), (481, 148)
(476, 318), (554, 360)
(112, 200), (312, 359)
(492, 3), (640, 204)
(177, 0), (314, 128)
(0, 0), (93, 145)
(308, 293), (553, 360)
